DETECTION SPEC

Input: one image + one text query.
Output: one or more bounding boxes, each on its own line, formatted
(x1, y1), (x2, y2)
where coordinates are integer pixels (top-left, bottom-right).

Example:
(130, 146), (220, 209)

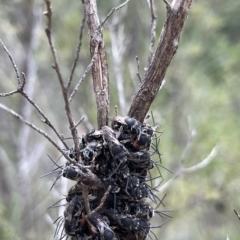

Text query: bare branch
(0, 90), (19, 97)
(44, 1), (64, 88)
(135, 56), (142, 82)
(101, 0), (130, 27)
(44, 0), (80, 154)
(234, 209), (240, 221)
(183, 147), (218, 173)
(20, 76), (69, 150)
(0, 39), (22, 87)
(82, 0), (109, 128)
(92, 186), (111, 213)
(0, 41), (69, 150)
(0, 103), (75, 163)
(128, 0), (193, 122)
(163, 0), (171, 8)
(69, 43), (99, 103)
(66, 9), (86, 90)
(79, 107), (94, 130)
(158, 146), (218, 193)
(71, 116), (85, 130)
(147, 0), (157, 68)
(85, 186), (111, 219)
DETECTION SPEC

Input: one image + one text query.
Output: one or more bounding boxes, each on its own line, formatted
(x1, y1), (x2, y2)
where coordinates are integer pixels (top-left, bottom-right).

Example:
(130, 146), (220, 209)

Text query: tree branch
(234, 209), (240, 221)
(0, 39), (22, 87)
(44, 0), (80, 153)
(66, 8), (86, 90)
(101, 0), (130, 27)
(82, 0), (109, 129)
(0, 40), (69, 150)
(69, 43), (99, 103)
(158, 146), (218, 193)
(0, 103), (75, 163)
(128, 0), (193, 122)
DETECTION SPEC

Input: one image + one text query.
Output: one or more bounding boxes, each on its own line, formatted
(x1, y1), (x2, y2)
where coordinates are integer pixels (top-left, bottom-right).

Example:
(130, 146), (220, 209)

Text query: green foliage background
(0, 0), (239, 239)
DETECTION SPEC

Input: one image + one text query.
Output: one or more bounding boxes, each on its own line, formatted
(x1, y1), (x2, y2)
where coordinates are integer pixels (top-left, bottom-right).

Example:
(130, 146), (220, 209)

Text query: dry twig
(158, 146), (218, 193)
(66, 8), (87, 90)
(101, 0), (130, 26)
(44, 0), (80, 153)
(69, 43), (99, 103)
(234, 209), (240, 221)
(0, 40), (69, 150)
(0, 103), (75, 163)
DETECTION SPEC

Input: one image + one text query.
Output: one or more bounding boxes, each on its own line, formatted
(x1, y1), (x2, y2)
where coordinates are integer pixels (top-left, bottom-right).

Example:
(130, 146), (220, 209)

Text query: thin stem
(158, 146), (218, 193)
(44, 0), (80, 153)
(69, 43), (99, 103)
(0, 103), (74, 163)
(71, 116), (85, 130)
(66, 8), (86, 90)
(101, 0), (130, 27)
(0, 41), (69, 149)
(0, 39), (21, 87)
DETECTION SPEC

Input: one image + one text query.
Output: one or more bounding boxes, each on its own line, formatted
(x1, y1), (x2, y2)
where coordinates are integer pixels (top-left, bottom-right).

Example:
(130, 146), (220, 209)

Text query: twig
(79, 107), (94, 130)
(71, 116), (85, 130)
(21, 87), (69, 150)
(158, 146), (218, 193)
(90, 186), (111, 215)
(0, 39), (21, 87)
(234, 209), (240, 221)
(147, 0), (157, 68)
(69, 43), (99, 103)
(0, 103), (75, 164)
(135, 56), (142, 82)
(44, 0), (80, 154)
(163, 0), (171, 9)
(183, 147), (218, 173)
(101, 0), (130, 26)
(0, 90), (19, 97)
(66, 8), (86, 90)
(0, 41), (69, 150)
(84, 186), (111, 220)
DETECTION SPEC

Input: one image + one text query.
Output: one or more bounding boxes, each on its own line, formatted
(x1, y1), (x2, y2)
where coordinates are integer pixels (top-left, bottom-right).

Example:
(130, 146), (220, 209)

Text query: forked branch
(0, 39), (69, 150)
(0, 103), (75, 163)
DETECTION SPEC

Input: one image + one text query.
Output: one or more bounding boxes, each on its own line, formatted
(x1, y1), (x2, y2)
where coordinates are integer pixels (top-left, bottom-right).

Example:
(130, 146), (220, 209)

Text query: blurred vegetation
(0, 0), (239, 239)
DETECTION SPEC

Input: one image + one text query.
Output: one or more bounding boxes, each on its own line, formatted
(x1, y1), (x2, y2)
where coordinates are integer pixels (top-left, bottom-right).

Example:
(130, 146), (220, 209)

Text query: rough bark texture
(128, 0), (193, 122)
(82, 0), (109, 129)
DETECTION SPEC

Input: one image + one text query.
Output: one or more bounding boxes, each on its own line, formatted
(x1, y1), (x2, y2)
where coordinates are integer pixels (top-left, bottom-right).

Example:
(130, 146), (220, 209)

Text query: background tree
(0, 0), (239, 240)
